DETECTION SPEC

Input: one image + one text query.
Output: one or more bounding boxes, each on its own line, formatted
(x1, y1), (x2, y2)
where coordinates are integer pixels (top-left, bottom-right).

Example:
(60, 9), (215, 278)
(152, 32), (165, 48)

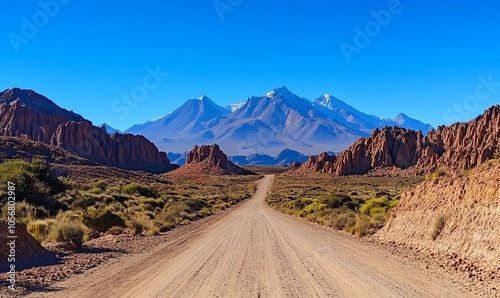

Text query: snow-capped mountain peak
(199, 95), (210, 101)
(265, 90), (276, 98)
(393, 113), (409, 124)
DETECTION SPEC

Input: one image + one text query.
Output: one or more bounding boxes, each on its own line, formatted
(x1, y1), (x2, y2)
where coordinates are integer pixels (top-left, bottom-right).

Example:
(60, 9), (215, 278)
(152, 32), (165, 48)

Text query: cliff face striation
(173, 144), (255, 175)
(0, 88), (172, 173)
(291, 106), (500, 176)
(377, 159), (500, 275)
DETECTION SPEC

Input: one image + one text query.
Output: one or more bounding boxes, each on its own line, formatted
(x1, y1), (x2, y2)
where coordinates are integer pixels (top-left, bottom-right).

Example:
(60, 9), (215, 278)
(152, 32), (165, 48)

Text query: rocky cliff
(415, 105), (500, 173)
(0, 88), (172, 173)
(173, 144), (255, 175)
(291, 106), (500, 176)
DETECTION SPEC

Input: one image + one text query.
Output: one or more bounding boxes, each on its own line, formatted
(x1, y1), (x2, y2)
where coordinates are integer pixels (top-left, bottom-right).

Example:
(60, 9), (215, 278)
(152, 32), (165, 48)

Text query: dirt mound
(0, 222), (45, 261)
(171, 144), (255, 175)
(377, 159), (500, 274)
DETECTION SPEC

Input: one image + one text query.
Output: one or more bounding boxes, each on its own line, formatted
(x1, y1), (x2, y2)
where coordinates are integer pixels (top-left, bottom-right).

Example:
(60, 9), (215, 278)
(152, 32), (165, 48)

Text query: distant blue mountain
(99, 123), (122, 134)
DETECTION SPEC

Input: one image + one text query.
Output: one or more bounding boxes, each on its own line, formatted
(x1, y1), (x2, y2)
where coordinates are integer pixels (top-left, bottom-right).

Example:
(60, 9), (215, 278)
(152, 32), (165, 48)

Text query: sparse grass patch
(267, 175), (422, 237)
(426, 169), (447, 180)
(431, 215), (446, 240)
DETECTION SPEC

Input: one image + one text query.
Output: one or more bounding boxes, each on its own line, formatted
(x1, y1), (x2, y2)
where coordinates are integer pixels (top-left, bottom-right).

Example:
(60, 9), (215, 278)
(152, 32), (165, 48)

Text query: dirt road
(29, 175), (475, 298)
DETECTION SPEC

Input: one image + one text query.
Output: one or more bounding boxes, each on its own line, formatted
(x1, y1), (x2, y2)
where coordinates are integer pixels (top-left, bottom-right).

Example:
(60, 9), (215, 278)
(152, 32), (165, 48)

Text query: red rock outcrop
(173, 144), (255, 175)
(0, 88), (172, 173)
(414, 105), (500, 174)
(291, 105), (500, 176)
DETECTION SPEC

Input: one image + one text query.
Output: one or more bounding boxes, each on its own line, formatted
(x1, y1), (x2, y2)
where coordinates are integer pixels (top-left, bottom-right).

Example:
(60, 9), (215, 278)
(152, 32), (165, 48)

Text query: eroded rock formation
(175, 144), (255, 175)
(0, 88), (172, 173)
(292, 106), (500, 176)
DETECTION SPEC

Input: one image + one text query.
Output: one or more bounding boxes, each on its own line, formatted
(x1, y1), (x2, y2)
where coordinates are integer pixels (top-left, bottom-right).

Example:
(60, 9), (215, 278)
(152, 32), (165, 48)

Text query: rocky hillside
(171, 144), (255, 175)
(377, 159), (500, 280)
(0, 88), (173, 173)
(0, 137), (97, 165)
(290, 105), (500, 176)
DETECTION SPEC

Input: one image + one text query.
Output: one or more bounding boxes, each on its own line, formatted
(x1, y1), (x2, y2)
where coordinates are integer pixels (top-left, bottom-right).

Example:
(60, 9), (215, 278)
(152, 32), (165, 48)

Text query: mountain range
(124, 87), (433, 157)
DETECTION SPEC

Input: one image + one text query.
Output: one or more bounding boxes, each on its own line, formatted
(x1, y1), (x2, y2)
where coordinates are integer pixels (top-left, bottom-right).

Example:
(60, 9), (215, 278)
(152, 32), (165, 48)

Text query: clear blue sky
(1, 0), (499, 131)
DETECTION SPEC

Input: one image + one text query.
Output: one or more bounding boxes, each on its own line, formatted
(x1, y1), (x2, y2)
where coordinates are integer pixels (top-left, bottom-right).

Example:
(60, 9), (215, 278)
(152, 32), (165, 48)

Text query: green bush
(82, 207), (126, 232)
(0, 159), (65, 213)
(320, 194), (360, 210)
(93, 180), (108, 192)
(56, 221), (84, 247)
(360, 198), (389, 215)
(122, 183), (158, 198)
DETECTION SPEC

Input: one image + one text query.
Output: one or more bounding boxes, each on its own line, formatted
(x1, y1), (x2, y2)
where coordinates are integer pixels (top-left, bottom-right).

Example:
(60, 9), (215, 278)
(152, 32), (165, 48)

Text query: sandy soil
(26, 175), (478, 298)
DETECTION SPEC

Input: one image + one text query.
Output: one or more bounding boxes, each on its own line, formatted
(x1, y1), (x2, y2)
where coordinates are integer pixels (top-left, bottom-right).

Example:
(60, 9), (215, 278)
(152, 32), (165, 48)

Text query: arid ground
(24, 175), (489, 298)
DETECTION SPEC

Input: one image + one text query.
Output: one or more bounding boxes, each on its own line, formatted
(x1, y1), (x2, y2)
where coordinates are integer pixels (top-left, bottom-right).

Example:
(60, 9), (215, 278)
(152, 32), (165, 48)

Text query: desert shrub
(140, 198), (166, 209)
(162, 202), (189, 225)
(127, 220), (144, 235)
(93, 180), (108, 192)
(1, 201), (50, 224)
(27, 220), (53, 242)
(82, 207), (126, 232)
(431, 215), (446, 240)
(89, 187), (103, 194)
(426, 169), (447, 180)
(127, 215), (159, 235)
(388, 200), (400, 209)
(303, 202), (326, 214)
(122, 183), (158, 198)
(108, 226), (125, 235)
(198, 207), (212, 217)
(360, 198), (389, 215)
(0, 159), (64, 213)
(351, 215), (376, 237)
(70, 195), (96, 210)
(331, 209), (357, 230)
(55, 221), (85, 247)
(185, 198), (208, 212)
(320, 194), (360, 210)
